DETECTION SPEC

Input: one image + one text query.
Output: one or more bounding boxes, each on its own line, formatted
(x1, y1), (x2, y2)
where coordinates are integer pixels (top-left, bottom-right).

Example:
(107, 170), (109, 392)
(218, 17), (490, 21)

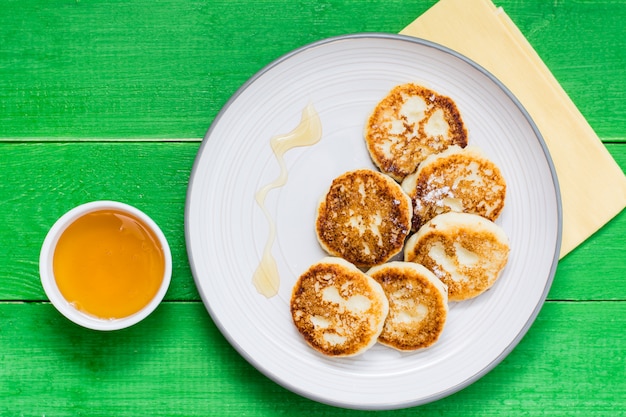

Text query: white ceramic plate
(185, 34), (561, 410)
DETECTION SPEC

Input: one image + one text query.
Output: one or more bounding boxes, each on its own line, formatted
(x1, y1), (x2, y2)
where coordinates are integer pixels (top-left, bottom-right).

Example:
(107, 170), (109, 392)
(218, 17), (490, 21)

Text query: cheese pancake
(367, 261), (448, 351)
(365, 83), (468, 182)
(290, 257), (389, 357)
(404, 212), (510, 301)
(402, 145), (506, 231)
(315, 169), (412, 268)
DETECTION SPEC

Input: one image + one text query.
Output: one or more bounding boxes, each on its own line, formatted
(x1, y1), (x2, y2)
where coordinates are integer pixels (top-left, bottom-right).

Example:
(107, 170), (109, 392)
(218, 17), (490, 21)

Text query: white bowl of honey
(39, 201), (172, 330)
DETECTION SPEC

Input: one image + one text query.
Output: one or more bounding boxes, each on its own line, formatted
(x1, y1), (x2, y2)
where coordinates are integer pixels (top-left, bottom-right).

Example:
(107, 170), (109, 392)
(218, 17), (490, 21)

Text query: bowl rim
(39, 200), (172, 331)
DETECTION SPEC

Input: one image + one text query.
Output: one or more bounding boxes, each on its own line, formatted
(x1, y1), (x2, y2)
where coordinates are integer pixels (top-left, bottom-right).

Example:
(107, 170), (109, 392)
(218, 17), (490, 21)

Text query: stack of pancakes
(290, 83), (510, 357)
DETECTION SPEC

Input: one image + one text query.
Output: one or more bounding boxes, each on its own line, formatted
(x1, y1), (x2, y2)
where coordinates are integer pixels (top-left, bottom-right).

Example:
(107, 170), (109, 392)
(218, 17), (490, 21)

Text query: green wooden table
(1, 1), (625, 415)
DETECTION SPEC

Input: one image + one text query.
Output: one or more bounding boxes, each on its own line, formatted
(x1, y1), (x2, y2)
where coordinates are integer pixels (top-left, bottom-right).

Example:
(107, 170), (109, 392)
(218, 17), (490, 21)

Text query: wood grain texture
(0, 0), (435, 139)
(0, 0), (624, 140)
(550, 142), (626, 300)
(0, 142), (200, 300)
(0, 0), (624, 415)
(0, 142), (624, 301)
(507, 0), (626, 142)
(0, 302), (624, 416)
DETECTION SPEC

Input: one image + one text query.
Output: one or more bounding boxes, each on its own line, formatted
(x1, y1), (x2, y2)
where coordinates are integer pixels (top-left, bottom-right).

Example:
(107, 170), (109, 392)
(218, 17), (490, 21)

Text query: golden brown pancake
(404, 212), (510, 302)
(365, 83), (468, 182)
(367, 261), (448, 351)
(401, 145), (506, 231)
(315, 169), (412, 268)
(290, 257), (389, 357)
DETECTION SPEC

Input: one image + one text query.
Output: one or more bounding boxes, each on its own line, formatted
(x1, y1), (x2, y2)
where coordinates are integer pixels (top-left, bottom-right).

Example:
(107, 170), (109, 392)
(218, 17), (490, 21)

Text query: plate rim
(184, 32), (563, 410)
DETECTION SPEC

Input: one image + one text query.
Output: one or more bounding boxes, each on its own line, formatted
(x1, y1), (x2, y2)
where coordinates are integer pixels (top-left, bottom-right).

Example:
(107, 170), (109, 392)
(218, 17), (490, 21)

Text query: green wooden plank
(0, 142), (200, 300)
(0, 0), (435, 139)
(550, 143), (626, 300)
(503, 0), (626, 142)
(0, 142), (624, 301)
(0, 0), (624, 140)
(0, 301), (624, 416)
(552, 209), (626, 301)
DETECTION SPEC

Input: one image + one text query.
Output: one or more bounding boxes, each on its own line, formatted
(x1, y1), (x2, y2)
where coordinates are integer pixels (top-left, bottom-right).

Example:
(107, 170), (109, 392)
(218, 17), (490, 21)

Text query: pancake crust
(315, 169), (412, 268)
(367, 261), (448, 351)
(365, 83), (468, 182)
(290, 257), (389, 357)
(404, 212), (510, 301)
(402, 145), (506, 231)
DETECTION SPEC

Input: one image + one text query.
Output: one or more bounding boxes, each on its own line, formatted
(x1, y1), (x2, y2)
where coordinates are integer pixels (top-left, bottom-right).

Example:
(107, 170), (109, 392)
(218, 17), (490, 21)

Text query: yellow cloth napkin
(401, 0), (626, 258)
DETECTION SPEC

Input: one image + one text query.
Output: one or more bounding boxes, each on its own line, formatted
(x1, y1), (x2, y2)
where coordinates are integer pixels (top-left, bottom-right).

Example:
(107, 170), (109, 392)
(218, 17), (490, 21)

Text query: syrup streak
(253, 103), (322, 298)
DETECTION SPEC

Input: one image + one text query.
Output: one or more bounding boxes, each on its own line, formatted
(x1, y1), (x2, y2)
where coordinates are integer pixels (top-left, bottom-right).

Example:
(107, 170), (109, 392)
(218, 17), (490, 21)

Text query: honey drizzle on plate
(253, 103), (322, 298)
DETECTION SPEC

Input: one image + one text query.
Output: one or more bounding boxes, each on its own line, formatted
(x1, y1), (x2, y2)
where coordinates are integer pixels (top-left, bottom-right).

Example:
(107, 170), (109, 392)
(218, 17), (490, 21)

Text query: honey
(52, 209), (165, 320)
(253, 103), (322, 297)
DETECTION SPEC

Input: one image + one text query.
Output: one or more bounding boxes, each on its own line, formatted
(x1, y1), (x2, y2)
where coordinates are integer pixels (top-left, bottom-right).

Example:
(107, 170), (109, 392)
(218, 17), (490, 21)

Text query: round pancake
(290, 257), (389, 357)
(367, 261), (448, 351)
(404, 212), (510, 301)
(365, 83), (468, 182)
(315, 169), (412, 268)
(402, 145), (506, 231)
